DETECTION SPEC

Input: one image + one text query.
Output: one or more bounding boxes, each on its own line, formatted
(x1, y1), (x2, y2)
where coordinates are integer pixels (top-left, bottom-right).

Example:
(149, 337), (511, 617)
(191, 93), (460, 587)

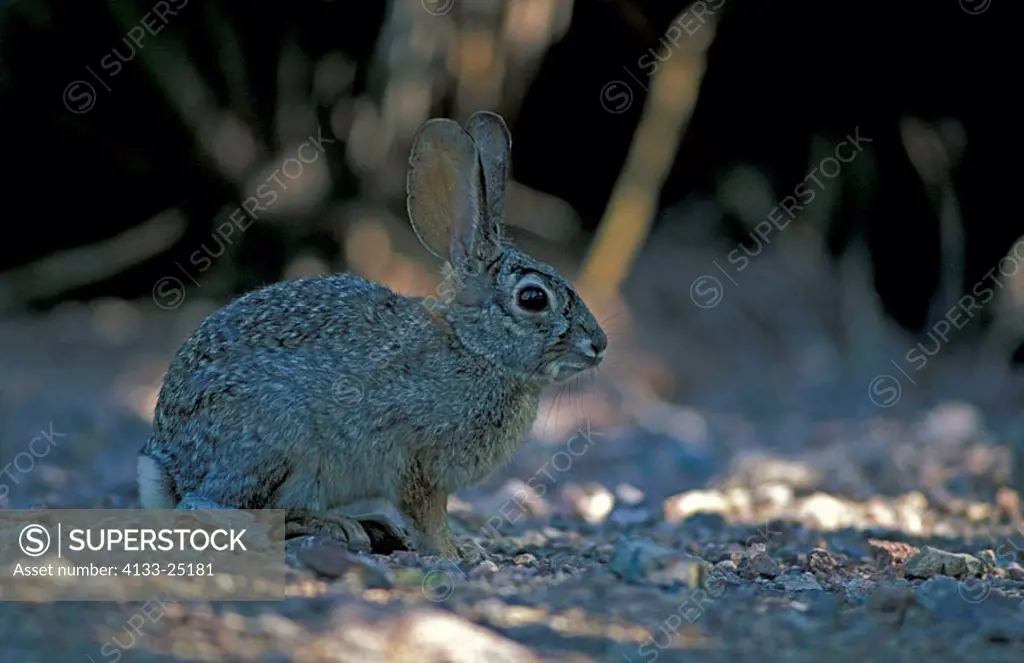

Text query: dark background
(0, 0), (1010, 335)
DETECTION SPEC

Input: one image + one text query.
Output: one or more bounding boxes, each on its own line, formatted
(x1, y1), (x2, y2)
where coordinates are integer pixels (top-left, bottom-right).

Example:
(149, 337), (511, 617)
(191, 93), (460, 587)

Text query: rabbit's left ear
(407, 118), (484, 263)
(465, 111), (511, 239)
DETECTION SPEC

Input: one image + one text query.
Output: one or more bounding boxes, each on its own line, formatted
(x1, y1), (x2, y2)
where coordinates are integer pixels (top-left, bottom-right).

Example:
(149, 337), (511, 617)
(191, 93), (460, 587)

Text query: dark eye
(516, 285), (549, 311)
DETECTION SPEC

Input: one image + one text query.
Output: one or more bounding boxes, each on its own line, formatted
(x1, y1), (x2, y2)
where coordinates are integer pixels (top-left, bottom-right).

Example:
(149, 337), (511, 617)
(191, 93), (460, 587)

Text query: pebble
(976, 549), (997, 569)
(905, 546), (985, 579)
(296, 539), (394, 589)
(470, 560), (501, 578)
(774, 572), (823, 592)
(608, 537), (711, 588)
(869, 539), (920, 567)
(513, 553), (537, 566)
(737, 550), (780, 580)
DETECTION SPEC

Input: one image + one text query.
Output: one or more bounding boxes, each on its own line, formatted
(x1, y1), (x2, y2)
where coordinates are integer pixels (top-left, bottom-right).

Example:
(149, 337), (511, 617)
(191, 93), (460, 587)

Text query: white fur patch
(137, 455), (175, 508)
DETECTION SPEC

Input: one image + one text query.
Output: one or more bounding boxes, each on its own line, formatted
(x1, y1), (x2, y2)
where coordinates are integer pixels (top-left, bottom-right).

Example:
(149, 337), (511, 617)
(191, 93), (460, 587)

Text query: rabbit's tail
(137, 447), (176, 509)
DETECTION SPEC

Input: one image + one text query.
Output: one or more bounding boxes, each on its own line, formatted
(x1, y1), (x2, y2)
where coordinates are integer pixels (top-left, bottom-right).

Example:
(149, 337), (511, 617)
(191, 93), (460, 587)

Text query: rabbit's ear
(465, 111), (511, 236)
(406, 118), (484, 263)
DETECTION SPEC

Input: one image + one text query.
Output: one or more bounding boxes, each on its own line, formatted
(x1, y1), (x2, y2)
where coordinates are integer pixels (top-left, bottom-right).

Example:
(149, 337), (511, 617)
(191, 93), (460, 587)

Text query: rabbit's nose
(579, 333), (607, 360)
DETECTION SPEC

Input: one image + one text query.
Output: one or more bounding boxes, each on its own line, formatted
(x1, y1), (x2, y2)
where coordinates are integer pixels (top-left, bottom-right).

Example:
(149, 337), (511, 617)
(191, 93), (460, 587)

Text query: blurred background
(0, 0), (1017, 552)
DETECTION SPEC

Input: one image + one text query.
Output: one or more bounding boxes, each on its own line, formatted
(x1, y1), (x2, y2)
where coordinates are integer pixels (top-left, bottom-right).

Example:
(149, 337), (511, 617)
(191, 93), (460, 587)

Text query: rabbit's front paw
(413, 532), (483, 562)
(355, 514), (409, 554)
(285, 512), (374, 553)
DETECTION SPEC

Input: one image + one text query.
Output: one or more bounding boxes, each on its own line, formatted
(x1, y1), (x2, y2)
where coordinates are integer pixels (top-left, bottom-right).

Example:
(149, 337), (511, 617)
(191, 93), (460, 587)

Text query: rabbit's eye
(516, 285), (549, 311)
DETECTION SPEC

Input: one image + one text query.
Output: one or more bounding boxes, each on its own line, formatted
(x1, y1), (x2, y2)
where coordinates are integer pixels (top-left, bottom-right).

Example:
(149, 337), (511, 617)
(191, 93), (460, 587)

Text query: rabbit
(137, 111), (608, 559)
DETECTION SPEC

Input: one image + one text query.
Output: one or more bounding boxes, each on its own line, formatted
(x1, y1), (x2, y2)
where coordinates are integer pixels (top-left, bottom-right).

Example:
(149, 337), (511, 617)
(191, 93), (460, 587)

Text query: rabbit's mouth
(543, 355), (600, 383)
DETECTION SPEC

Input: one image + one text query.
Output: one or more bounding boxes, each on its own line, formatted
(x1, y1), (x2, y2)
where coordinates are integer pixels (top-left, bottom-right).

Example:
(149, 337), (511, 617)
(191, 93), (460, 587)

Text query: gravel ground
(2, 283), (1024, 662)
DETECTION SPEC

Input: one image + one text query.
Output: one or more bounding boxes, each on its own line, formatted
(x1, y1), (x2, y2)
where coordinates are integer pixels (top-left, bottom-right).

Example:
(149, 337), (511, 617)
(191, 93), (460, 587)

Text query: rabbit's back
(148, 275), (434, 503)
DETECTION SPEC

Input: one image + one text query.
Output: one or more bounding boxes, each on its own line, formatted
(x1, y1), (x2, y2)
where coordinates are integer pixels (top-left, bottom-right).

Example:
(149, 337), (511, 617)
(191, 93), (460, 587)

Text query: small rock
(737, 550), (780, 579)
(513, 554), (537, 566)
(470, 560), (500, 578)
(869, 539), (920, 568)
(775, 572), (822, 592)
(905, 546), (985, 579)
(844, 578), (873, 603)
(297, 539), (394, 588)
(609, 537), (711, 588)
(664, 490), (731, 523)
(807, 548), (839, 578)
(977, 549), (997, 570)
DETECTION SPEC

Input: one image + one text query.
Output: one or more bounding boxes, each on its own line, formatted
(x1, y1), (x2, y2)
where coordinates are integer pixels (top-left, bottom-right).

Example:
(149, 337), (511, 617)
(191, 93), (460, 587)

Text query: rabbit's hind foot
(285, 511), (408, 555)
(176, 493), (234, 510)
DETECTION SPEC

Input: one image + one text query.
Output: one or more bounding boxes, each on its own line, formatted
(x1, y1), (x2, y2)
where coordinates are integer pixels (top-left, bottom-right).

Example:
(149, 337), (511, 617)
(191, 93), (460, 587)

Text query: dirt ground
(2, 237), (1024, 662)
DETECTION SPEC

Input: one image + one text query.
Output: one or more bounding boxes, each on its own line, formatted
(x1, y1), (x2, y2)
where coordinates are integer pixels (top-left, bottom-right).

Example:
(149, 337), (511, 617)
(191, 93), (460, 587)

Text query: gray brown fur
(139, 111), (606, 557)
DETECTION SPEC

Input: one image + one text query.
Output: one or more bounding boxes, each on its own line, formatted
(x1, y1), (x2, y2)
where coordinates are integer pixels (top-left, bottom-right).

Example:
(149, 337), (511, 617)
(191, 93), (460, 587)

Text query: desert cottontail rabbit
(138, 111), (607, 558)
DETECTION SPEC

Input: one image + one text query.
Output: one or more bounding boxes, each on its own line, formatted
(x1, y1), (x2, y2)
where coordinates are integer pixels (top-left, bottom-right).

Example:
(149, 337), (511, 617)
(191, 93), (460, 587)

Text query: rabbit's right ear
(406, 118), (484, 265)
